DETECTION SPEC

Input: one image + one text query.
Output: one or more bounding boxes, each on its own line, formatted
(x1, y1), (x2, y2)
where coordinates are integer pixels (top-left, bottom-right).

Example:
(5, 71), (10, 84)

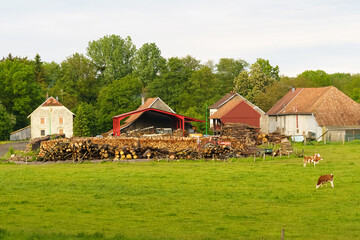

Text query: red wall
(221, 101), (261, 127)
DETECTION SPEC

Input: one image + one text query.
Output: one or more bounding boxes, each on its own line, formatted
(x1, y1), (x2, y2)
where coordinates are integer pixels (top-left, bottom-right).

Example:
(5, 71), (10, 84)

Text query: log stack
(38, 136), (248, 162)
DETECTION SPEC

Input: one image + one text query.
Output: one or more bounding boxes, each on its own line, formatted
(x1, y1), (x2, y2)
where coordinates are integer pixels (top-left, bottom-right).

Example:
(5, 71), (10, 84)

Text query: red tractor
(203, 136), (232, 149)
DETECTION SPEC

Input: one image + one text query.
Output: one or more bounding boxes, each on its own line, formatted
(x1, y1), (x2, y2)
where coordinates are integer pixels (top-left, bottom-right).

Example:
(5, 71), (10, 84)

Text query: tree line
(1, 34), (360, 140)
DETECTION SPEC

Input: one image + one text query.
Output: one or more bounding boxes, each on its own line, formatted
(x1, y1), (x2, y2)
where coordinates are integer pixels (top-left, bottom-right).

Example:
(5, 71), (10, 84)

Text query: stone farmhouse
(266, 86), (360, 142)
(28, 97), (75, 139)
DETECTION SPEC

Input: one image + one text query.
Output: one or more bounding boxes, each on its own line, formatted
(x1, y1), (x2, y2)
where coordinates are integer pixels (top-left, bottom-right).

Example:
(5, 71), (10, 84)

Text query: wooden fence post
(281, 229), (285, 240)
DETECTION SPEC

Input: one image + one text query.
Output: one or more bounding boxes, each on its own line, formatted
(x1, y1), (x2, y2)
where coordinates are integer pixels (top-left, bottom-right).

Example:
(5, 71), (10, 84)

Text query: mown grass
(0, 141), (359, 239)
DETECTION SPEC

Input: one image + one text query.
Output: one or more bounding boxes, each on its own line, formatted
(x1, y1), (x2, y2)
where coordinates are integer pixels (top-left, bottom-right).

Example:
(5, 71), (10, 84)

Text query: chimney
(292, 87), (295, 93)
(56, 96), (59, 101)
(141, 94), (145, 105)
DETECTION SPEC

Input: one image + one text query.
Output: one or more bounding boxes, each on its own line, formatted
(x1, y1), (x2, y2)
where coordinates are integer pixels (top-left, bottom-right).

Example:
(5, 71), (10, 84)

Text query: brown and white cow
(316, 174), (334, 189)
(303, 154), (323, 167)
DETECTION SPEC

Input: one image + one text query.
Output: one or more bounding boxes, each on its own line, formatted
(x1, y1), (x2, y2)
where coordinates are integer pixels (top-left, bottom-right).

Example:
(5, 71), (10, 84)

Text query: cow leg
(331, 181), (334, 188)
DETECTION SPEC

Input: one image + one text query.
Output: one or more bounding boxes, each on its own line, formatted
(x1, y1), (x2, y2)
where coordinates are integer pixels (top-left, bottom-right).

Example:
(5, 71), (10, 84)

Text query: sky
(1, 0), (360, 77)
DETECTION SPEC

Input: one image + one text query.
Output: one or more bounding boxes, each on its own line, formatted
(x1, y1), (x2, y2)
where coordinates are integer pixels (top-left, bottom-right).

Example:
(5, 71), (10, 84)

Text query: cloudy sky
(1, 0), (360, 76)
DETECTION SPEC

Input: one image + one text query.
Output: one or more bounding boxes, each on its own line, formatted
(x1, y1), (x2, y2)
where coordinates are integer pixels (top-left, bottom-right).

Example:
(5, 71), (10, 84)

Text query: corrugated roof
(209, 96), (243, 119)
(121, 97), (175, 129)
(267, 86), (360, 127)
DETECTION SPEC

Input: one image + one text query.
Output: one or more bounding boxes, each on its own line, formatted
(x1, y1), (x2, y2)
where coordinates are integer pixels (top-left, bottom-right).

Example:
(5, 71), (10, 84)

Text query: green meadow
(0, 141), (359, 240)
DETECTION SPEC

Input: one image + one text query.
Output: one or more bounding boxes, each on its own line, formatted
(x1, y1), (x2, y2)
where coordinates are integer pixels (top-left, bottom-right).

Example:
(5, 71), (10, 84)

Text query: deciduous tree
(96, 75), (142, 132)
(87, 35), (136, 85)
(0, 102), (15, 140)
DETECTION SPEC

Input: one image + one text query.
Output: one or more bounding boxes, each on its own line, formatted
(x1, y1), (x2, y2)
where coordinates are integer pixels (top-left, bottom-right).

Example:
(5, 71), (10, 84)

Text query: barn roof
(209, 92), (265, 115)
(209, 92), (238, 109)
(267, 86), (360, 127)
(209, 96), (244, 119)
(121, 97), (175, 129)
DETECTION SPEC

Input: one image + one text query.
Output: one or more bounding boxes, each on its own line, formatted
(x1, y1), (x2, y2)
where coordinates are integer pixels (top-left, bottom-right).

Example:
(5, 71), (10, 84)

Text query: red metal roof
(113, 108), (204, 136)
(113, 108), (204, 122)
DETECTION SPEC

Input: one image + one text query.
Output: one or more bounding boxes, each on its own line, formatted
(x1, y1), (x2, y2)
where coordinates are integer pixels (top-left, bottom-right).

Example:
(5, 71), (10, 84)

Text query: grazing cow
(303, 153), (323, 167)
(303, 156), (313, 167)
(316, 174), (334, 189)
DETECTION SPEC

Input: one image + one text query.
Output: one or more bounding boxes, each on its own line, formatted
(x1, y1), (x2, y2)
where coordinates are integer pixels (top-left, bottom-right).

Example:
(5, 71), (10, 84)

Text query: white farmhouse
(267, 86), (360, 142)
(28, 97), (75, 139)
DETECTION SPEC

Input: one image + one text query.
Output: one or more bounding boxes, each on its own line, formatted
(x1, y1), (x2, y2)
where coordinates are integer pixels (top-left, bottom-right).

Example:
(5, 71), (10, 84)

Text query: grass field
(0, 141), (359, 240)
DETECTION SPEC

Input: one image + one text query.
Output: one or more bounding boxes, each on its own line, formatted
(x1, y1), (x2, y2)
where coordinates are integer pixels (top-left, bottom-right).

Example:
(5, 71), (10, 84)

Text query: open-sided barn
(112, 97), (204, 136)
(267, 86), (360, 142)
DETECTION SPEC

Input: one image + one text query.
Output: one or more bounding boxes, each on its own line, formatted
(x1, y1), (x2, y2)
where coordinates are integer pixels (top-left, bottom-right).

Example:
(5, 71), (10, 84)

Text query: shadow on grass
(0, 229), (162, 240)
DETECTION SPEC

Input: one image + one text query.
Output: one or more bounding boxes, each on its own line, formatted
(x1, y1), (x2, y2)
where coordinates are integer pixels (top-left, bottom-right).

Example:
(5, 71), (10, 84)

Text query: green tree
(234, 59), (279, 102)
(96, 75), (142, 132)
(296, 70), (331, 87)
(254, 80), (292, 112)
(133, 43), (166, 88)
(0, 58), (43, 129)
(0, 102), (15, 141)
(87, 35), (136, 85)
(343, 74), (360, 103)
(177, 66), (221, 133)
(43, 61), (61, 91)
(255, 58), (280, 81)
(148, 56), (200, 111)
(49, 53), (99, 109)
(179, 66), (220, 114)
(216, 58), (249, 94)
(73, 103), (98, 137)
(33, 54), (46, 91)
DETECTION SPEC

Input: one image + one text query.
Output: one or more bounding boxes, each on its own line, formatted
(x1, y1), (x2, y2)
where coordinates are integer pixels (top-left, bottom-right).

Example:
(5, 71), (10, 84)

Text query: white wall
(209, 109), (217, 128)
(30, 106), (73, 139)
(268, 114), (323, 140)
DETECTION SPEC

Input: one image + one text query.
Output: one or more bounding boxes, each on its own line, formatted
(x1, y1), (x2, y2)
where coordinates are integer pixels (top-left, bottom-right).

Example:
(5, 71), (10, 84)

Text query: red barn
(209, 93), (268, 134)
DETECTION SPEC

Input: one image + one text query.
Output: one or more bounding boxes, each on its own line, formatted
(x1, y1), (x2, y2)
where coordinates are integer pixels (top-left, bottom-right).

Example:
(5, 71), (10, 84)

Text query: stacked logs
(38, 137), (246, 162)
(202, 145), (239, 159)
(220, 123), (260, 145)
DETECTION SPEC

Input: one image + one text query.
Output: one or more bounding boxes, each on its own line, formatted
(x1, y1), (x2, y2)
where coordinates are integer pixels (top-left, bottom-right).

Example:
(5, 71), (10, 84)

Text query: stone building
(28, 97), (74, 139)
(267, 86), (360, 142)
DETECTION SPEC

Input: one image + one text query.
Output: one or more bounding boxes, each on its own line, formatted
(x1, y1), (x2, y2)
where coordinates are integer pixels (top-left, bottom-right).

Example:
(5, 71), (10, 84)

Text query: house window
(40, 118), (45, 124)
(59, 129), (64, 135)
(59, 117), (63, 124)
(40, 130), (45, 136)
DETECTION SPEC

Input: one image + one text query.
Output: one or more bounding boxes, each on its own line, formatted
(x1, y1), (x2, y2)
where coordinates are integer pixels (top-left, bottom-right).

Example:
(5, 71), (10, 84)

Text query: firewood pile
(220, 123), (259, 145)
(202, 145), (240, 159)
(220, 123), (289, 146)
(172, 129), (188, 137)
(272, 138), (293, 157)
(26, 134), (65, 151)
(36, 130), (292, 162)
(37, 136), (250, 162)
(267, 132), (288, 144)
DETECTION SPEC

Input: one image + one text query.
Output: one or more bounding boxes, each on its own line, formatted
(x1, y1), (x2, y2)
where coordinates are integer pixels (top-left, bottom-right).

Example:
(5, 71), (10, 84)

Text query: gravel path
(0, 142), (28, 157)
